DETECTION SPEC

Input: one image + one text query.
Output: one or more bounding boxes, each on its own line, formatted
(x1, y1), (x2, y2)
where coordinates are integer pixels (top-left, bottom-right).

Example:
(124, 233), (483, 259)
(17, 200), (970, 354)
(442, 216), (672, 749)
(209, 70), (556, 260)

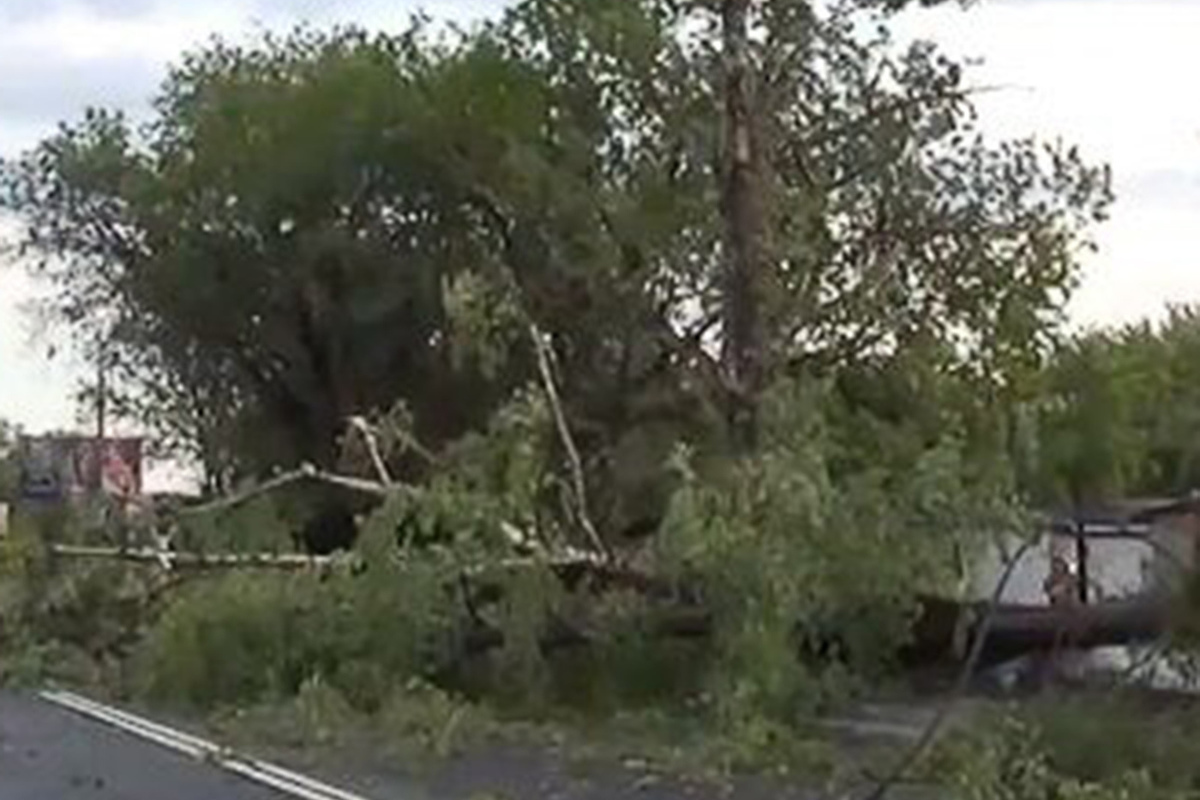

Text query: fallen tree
(45, 539), (1172, 669)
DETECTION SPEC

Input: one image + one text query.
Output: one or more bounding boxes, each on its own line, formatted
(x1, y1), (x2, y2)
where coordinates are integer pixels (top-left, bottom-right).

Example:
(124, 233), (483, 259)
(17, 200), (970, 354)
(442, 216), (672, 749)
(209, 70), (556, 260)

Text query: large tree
(1, 1), (1111, 539)
(1, 30), (529, 487)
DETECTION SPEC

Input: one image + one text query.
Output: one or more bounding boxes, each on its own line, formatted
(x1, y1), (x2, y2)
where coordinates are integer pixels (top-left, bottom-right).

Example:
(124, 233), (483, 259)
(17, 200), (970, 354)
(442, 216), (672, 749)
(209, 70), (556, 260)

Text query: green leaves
(1032, 304), (1200, 504)
(1, 0), (1109, 556)
(656, 374), (1020, 723)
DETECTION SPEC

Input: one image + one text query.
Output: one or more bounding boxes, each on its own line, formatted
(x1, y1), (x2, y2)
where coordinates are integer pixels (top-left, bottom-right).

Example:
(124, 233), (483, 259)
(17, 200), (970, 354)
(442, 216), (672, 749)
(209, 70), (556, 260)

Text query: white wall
(969, 533), (1155, 605)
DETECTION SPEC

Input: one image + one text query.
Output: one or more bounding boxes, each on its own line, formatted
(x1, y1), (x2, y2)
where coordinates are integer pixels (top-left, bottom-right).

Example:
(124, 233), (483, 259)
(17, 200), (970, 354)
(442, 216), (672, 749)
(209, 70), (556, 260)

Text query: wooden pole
(1075, 524), (1090, 605)
(96, 358), (107, 443)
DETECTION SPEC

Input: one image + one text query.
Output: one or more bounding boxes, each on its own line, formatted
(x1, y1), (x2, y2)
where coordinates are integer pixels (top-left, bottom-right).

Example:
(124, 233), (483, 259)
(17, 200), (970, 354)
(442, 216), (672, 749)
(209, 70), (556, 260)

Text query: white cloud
(0, 0), (507, 152)
(0, 229), (77, 434)
(900, 0), (1200, 170)
(0, 0), (155, 22)
(897, 0), (1200, 328)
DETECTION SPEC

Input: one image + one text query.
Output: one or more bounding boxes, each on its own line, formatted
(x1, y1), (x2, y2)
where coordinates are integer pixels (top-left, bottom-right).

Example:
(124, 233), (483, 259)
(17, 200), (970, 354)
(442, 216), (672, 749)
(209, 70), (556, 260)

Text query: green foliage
(174, 495), (294, 553)
(2, 25), (522, 479)
(657, 376), (1023, 731)
(374, 678), (496, 764)
(929, 710), (1189, 800)
(211, 674), (494, 767)
(1024, 692), (1200, 792)
(0, 512), (160, 688)
(1031, 304), (1200, 504)
(135, 553), (466, 711)
(1, 0), (1110, 526)
(136, 572), (319, 706)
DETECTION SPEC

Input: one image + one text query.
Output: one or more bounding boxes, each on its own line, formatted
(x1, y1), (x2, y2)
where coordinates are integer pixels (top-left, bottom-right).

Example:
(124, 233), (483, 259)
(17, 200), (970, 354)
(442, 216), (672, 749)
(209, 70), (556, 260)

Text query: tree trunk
(720, 0), (768, 452)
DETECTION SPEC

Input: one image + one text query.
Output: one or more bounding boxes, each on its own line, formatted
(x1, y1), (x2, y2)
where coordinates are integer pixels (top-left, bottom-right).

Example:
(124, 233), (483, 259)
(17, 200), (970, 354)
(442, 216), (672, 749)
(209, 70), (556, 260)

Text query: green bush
(656, 378), (1023, 731)
(929, 713), (1185, 800)
(135, 572), (321, 706)
(0, 512), (158, 688)
(1022, 691), (1200, 793)
(133, 549), (470, 711)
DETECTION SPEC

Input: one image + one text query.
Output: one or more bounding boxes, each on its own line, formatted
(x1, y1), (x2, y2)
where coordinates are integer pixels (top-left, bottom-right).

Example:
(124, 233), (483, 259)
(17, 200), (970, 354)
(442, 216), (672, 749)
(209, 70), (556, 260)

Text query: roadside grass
(1017, 686), (1200, 792)
(920, 685), (1200, 800)
(200, 653), (849, 791)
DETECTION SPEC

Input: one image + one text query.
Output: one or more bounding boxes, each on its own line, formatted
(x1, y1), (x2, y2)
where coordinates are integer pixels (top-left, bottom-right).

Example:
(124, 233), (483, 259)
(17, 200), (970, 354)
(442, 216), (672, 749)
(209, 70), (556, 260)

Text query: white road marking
(39, 689), (377, 800)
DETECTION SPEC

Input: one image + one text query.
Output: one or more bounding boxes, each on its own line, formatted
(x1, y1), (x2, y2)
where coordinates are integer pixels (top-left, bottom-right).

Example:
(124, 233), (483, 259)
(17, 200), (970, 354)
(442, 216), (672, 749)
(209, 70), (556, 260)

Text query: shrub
(655, 378), (1024, 731)
(929, 713), (1184, 800)
(135, 572), (321, 706)
(133, 548), (471, 711)
(1022, 690), (1200, 793)
(0, 511), (158, 687)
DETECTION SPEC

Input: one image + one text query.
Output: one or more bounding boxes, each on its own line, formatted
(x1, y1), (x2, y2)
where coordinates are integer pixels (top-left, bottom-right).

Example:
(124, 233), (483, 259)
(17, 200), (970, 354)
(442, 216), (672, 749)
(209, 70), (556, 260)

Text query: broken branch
(347, 415), (393, 484)
(176, 463), (404, 521)
(529, 323), (611, 562)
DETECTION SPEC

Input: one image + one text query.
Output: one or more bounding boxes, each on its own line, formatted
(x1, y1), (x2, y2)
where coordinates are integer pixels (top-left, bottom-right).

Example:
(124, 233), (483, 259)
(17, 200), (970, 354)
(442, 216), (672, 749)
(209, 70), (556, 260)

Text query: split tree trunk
(720, 0), (769, 453)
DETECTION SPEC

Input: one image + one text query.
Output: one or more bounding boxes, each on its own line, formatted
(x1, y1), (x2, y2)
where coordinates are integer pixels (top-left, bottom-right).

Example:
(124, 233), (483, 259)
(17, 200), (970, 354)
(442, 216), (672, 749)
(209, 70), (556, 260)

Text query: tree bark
(720, 0), (768, 452)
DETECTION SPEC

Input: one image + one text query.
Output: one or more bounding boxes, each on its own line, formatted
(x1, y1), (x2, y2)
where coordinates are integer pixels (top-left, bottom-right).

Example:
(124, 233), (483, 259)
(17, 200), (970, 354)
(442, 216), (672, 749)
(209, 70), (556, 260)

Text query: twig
(392, 423), (439, 466)
(347, 416), (393, 484)
(308, 465), (403, 497)
(175, 468), (313, 517)
(529, 323), (611, 561)
(861, 537), (1041, 800)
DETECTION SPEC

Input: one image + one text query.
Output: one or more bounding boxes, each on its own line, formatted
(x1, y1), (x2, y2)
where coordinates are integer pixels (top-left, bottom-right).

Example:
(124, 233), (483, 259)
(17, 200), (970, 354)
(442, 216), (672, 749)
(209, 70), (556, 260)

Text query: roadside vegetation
(2, 0), (1200, 796)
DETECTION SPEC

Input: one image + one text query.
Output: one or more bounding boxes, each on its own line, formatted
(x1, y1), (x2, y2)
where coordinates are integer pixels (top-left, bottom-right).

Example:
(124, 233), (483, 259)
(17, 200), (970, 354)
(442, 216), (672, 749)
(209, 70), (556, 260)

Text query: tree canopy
(12, 8), (1200, 792)
(0, 0), (1112, 537)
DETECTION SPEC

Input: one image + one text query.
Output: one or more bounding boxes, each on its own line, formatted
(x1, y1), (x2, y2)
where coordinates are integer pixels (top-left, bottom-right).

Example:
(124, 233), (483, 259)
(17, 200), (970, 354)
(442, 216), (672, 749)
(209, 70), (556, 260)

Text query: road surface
(0, 689), (949, 800)
(0, 692), (284, 799)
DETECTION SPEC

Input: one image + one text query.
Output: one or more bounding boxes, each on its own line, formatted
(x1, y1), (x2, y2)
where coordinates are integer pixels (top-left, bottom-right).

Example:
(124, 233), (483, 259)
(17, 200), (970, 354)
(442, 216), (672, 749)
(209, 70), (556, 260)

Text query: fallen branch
(50, 544), (333, 570)
(48, 532), (1171, 664)
(45, 542), (632, 585)
(176, 463), (403, 521)
(346, 416), (393, 484)
(529, 323), (611, 562)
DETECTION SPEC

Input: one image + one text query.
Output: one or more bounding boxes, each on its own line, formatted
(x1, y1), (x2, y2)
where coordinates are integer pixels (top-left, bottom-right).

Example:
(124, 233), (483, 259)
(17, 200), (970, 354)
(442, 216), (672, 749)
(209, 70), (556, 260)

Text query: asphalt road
(0, 689), (947, 800)
(0, 692), (285, 800)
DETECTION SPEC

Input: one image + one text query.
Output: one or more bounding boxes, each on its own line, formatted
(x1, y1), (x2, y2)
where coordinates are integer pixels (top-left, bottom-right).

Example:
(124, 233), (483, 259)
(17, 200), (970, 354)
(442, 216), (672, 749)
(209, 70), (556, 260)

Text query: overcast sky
(2, 0), (1198, 488)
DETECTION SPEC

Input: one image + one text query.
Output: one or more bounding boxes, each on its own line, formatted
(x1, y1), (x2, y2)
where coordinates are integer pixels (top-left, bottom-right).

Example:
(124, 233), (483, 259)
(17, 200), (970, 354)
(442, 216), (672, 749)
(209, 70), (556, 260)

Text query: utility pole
(720, 0), (768, 453)
(96, 358), (107, 443)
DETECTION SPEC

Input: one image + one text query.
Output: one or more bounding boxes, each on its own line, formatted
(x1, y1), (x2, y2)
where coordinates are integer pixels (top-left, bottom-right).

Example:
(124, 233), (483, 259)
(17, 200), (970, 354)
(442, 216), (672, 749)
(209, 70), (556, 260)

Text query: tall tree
(719, 0), (769, 451)
(1, 30), (527, 484)
(1, 2), (1111, 540)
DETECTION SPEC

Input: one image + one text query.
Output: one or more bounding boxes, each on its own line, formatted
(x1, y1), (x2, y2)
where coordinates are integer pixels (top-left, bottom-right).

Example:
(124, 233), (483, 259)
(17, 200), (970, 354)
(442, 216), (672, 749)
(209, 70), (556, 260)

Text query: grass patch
(1020, 688), (1200, 792)
(922, 689), (1200, 800)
